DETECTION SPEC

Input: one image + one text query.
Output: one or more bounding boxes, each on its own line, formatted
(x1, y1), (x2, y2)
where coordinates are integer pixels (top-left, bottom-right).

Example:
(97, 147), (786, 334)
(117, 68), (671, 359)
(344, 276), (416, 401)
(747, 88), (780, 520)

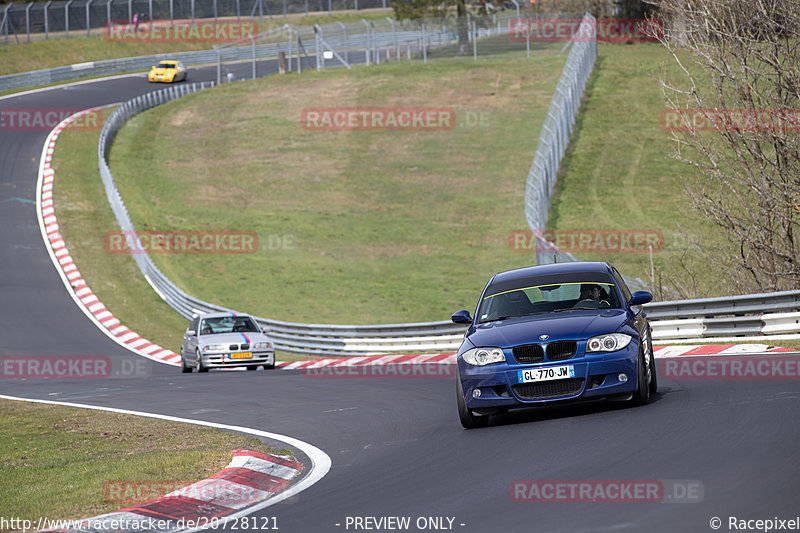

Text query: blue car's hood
(466, 309), (629, 348)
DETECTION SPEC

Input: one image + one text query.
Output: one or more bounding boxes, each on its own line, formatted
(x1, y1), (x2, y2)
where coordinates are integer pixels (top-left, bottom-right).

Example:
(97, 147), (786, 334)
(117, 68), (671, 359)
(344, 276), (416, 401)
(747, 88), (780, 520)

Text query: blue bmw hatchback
(452, 262), (656, 428)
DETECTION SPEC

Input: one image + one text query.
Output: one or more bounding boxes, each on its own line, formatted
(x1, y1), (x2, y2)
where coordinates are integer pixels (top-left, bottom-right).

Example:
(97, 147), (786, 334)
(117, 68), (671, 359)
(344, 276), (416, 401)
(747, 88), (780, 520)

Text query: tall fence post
(65, 0), (74, 38)
(85, 0), (92, 38)
(361, 19), (370, 66)
(44, 1), (52, 40)
(26, 2), (33, 42)
(338, 21), (348, 64)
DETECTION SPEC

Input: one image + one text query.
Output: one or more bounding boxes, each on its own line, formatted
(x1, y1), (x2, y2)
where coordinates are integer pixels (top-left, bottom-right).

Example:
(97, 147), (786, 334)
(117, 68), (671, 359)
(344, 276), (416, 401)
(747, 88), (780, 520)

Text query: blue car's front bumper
(458, 344), (639, 411)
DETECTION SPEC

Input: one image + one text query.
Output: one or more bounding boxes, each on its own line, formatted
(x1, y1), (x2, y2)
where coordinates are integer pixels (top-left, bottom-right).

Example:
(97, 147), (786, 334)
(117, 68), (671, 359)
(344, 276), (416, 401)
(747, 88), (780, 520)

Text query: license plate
(230, 352), (252, 359)
(518, 365), (575, 383)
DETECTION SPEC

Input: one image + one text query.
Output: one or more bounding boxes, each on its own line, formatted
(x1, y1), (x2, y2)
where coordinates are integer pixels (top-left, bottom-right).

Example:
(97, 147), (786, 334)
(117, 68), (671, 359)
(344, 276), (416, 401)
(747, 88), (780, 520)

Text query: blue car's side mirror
(628, 291), (653, 306)
(451, 310), (473, 324)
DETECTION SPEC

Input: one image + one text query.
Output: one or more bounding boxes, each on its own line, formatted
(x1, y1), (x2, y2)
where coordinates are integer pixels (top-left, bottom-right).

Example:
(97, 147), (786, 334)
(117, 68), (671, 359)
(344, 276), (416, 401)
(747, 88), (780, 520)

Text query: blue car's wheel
(457, 376), (490, 429)
(646, 329), (658, 395)
(630, 344), (651, 406)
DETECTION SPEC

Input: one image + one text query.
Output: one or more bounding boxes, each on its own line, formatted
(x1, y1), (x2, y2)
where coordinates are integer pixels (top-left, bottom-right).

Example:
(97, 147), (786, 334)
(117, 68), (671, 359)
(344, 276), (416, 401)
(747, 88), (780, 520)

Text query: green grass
(0, 399), (286, 527)
(547, 42), (723, 299)
(106, 49), (566, 324)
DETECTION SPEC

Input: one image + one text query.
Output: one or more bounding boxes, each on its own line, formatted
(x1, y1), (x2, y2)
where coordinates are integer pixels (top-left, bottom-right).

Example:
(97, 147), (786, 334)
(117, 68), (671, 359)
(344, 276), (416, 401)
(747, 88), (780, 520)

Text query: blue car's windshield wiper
(480, 311), (546, 323)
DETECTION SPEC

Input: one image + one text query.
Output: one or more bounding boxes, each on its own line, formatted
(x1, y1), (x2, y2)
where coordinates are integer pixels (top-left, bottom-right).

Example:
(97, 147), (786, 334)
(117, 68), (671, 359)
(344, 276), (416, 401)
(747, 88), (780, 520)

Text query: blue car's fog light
(618, 373), (628, 383)
(472, 388), (482, 398)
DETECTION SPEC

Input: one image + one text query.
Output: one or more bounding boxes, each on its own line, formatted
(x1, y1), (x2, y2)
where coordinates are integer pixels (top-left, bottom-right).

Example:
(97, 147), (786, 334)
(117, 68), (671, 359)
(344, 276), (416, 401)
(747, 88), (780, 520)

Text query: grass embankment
(106, 49), (566, 324)
(0, 10), (389, 78)
(0, 399), (284, 529)
(548, 43), (722, 299)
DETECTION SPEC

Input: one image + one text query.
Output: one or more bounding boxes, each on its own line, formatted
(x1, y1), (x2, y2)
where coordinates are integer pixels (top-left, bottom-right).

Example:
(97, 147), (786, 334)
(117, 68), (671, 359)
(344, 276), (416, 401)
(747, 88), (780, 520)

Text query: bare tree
(653, 0), (800, 292)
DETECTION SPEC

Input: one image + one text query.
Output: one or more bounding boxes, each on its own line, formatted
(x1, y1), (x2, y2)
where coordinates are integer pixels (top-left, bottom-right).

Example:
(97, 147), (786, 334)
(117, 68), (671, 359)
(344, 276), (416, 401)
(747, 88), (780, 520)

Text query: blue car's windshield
(477, 273), (621, 323)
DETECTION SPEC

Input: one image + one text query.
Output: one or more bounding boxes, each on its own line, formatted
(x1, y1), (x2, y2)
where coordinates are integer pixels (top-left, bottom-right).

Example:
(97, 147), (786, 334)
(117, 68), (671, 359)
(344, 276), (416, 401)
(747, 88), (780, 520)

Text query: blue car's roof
(491, 261), (614, 283)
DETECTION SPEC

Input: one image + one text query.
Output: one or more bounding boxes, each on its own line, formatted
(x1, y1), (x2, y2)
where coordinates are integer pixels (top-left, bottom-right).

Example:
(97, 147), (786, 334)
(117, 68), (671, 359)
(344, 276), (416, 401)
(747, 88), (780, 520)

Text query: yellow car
(148, 60), (187, 83)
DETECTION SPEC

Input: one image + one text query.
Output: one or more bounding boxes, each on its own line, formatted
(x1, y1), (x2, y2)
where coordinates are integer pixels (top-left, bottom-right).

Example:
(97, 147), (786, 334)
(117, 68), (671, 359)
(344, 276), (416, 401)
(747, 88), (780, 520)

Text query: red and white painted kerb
(38, 110), (791, 371)
(42, 450), (302, 533)
(37, 107), (182, 366)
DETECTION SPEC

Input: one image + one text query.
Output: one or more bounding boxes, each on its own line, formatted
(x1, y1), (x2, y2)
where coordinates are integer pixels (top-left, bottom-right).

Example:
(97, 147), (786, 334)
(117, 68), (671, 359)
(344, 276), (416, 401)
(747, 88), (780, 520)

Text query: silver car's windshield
(199, 316), (260, 335)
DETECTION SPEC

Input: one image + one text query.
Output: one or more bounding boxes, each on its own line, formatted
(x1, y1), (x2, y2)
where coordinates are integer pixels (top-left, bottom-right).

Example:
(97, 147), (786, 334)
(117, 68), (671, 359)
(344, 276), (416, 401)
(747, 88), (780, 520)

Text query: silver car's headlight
(203, 344), (227, 352)
(253, 342), (272, 350)
(462, 347), (506, 366)
(586, 333), (632, 352)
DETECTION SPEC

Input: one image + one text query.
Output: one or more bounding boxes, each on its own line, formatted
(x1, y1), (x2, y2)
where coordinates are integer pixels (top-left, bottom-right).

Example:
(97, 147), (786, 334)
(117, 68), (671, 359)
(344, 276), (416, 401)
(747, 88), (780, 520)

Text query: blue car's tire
(646, 330), (658, 395)
(630, 345), (651, 406)
(457, 376), (490, 429)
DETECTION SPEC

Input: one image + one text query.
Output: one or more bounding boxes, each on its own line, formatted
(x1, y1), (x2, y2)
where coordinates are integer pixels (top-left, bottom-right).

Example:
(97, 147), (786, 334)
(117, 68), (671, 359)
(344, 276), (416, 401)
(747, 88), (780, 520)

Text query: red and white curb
(41, 450), (302, 533)
(652, 344), (792, 358)
(37, 107), (182, 366)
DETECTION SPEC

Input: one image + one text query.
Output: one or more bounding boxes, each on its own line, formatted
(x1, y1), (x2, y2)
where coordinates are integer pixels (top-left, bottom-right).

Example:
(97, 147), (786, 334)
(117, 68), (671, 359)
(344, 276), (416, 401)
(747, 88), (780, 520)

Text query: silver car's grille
(240, 343), (250, 350)
(229, 344), (238, 350)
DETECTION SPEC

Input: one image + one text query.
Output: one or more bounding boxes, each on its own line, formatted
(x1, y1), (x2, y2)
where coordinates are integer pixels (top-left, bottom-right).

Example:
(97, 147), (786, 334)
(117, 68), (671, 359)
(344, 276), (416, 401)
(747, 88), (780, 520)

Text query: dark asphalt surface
(1, 60), (799, 533)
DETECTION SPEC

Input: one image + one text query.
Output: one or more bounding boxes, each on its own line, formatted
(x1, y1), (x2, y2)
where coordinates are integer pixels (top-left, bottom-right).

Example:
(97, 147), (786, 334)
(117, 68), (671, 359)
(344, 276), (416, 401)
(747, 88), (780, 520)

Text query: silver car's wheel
(181, 353), (192, 373)
(196, 349), (209, 373)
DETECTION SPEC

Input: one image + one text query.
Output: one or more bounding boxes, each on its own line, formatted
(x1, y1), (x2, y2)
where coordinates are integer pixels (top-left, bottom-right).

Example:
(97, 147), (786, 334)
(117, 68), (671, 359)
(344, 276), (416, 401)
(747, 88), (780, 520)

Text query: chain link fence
(0, 0), (394, 43)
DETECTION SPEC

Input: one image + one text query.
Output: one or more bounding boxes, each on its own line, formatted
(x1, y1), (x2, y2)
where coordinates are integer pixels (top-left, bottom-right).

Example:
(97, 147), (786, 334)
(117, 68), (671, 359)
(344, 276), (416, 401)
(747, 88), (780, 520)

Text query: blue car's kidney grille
(545, 341), (577, 361)
(512, 378), (585, 400)
(512, 344), (544, 363)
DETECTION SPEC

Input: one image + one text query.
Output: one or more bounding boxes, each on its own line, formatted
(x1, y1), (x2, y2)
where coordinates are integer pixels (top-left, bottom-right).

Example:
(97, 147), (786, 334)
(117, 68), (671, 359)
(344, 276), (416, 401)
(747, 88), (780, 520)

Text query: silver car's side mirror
(186, 329), (196, 336)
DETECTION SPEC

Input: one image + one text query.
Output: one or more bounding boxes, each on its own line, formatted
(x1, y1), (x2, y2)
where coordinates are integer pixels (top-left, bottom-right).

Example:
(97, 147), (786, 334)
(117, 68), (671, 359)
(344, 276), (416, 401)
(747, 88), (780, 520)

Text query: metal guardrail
(93, 20), (800, 356)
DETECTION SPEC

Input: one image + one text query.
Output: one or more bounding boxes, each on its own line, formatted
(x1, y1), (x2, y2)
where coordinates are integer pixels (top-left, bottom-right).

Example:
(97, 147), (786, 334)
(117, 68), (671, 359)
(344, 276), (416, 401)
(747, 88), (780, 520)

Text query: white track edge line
(0, 394), (331, 532)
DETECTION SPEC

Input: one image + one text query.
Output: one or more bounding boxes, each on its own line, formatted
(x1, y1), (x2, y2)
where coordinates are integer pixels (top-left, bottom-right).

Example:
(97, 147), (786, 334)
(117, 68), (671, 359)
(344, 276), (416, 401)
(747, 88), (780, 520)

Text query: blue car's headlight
(586, 333), (632, 352)
(462, 347), (506, 366)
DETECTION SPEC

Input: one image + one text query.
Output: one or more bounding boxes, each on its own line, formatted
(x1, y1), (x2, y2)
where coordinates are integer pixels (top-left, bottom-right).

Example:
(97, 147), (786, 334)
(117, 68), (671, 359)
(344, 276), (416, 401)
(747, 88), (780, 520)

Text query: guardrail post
(472, 18), (477, 61)
(422, 22), (427, 63)
(191, 0), (195, 25)
(127, 0), (132, 28)
(169, 0), (173, 26)
(148, 0), (152, 28)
